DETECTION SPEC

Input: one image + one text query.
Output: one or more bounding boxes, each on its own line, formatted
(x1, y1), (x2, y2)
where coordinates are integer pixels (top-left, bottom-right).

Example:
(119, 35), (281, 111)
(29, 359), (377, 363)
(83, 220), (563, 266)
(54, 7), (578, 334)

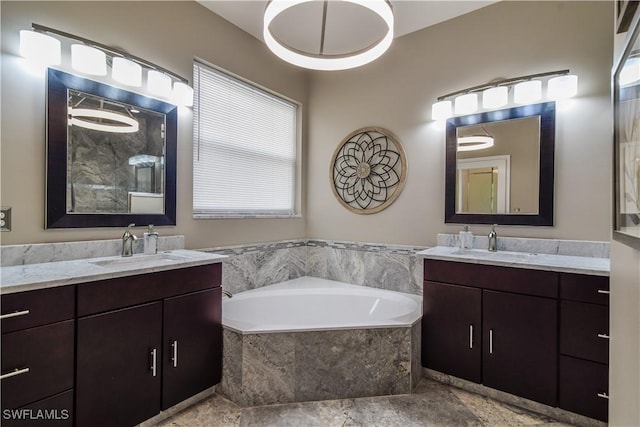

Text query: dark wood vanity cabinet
(558, 273), (610, 422)
(75, 263), (223, 427)
(1, 286), (75, 426)
(422, 260), (558, 406)
(423, 260), (610, 421)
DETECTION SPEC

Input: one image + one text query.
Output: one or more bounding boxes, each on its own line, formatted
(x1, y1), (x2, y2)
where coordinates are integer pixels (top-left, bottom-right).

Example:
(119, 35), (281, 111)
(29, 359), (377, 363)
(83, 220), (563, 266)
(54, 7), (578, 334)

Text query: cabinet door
(162, 287), (222, 409)
(422, 281), (481, 383)
(483, 290), (557, 406)
(76, 302), (162, 427)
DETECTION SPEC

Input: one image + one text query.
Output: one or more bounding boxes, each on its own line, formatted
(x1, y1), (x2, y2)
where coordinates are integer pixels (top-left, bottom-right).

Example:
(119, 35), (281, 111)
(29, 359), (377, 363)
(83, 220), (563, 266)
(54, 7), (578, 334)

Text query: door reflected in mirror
(456, 116), (540, 215)
(67, 90), (166, 215)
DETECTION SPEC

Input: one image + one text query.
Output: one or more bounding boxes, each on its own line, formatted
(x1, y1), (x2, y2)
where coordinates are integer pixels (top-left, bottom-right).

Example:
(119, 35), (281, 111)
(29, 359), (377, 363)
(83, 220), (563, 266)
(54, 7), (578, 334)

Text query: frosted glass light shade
(454, 93), (478, 115)
(482, 86), (508, 109)
(514, 80), (542, 104)
(547, 74), (578, 100)
(112, 57), (142, 87)
(20, 30), (61, 66)
(431, 100), (452, 120)
(619, 58), (640, 86)
(71, 44), (107, 75)
(147, 70), (172, 97)
(172, 81), (194, 107)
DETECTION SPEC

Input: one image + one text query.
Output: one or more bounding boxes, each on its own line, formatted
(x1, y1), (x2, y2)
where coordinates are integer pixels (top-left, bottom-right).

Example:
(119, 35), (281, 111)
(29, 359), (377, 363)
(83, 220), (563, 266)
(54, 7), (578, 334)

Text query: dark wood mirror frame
(46, 68), (177, 228)
(445, 102), (556, 226)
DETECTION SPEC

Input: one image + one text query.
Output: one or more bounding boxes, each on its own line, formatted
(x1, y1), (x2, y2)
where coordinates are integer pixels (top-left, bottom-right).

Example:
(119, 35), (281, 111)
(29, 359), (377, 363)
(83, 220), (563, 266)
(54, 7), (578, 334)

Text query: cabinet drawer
(560, 273), (609, 305)
(560, 301), (609, 363)
(1, 320), (74, 409)
(559, 356), (608, 422)
(2, 390), (73, 427)
(1, 286), (75, 334)
(424, 260), (558, 298)
(78, 263), (222, 316)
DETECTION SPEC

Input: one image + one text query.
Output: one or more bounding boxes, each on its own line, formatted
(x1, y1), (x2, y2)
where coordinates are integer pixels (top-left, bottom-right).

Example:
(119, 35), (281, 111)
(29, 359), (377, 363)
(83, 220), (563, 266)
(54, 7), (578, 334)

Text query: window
(192, 60), (298, 217)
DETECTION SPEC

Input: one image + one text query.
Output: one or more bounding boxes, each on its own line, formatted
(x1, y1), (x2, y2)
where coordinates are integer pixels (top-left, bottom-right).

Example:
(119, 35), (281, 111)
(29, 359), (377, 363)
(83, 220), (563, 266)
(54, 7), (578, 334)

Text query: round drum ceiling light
(68, 108), (139, 133)
(263, 0), (394, 71)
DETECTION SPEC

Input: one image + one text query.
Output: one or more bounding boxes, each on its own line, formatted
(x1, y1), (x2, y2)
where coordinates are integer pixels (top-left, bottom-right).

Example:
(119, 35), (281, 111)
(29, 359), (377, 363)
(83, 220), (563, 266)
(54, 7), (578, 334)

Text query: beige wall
(0, 1), (308, 249)
(307, 1), (613, 246)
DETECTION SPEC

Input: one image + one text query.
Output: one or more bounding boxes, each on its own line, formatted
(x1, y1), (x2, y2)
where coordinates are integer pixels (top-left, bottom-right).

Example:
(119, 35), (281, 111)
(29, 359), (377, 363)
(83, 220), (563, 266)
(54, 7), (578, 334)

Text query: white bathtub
(222, 276), (422, 334)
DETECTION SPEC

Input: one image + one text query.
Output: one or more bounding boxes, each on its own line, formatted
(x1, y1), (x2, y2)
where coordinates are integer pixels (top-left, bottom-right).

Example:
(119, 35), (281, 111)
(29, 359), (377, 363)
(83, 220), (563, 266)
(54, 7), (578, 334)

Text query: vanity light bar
(432, 69), (577, 120)
(21, 24), (193, 105)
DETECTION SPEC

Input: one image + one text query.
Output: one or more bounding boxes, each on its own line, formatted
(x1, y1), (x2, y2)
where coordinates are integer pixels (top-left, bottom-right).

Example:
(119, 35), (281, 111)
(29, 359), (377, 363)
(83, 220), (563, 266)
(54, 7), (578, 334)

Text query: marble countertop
(417, 246), (609, 276)
(0, 249), (228, 294)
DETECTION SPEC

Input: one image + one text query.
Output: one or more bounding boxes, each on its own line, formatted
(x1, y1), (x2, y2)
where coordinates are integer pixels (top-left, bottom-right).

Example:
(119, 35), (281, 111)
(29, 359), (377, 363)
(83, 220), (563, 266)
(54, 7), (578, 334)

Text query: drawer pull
(469, 325), (473, 349)
(597, 392), (609, 400)
(597, 289), (610, 295)
(598, 333), (610, 339)
(0, 367), (30, 380)
(489, 329), (494, 354)
(150, 349), (157, 377)
(171, 340), (178, 368)
(0, 309), (30, 320)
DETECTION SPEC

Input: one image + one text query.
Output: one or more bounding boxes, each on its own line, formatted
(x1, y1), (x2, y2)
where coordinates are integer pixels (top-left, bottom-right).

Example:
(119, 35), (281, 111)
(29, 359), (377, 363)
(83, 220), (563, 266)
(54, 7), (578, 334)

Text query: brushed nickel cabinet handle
(150, 349), (157, 377)
(597, 289), (610, 295)
(598, 333), (610, 339)
(489, 329), (494, 354)
(597, 392), (609, 399)
(469, 325), (473, 349)
(171, 340), (178, 368)
(0, 310), (30, 320)
(0, 367), (30, 380)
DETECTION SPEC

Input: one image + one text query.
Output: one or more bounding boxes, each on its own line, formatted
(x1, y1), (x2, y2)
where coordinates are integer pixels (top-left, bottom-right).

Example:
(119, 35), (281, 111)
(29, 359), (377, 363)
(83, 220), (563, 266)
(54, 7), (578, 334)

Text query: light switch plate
(1, 207), (12, 231)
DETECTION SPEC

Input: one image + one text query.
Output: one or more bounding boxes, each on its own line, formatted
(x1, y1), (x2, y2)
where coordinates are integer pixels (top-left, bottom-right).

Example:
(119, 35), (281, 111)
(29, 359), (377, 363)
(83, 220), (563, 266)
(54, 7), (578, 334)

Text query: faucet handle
(126, 223), (136, 232)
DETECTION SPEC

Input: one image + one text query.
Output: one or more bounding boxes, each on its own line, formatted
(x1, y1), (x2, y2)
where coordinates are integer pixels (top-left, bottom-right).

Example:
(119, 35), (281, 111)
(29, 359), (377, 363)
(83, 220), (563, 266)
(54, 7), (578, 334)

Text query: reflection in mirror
(456, 117), (540, 214)
(47, 69), (177, 228)
(67, 90), (166, 215)
(445, 102), (555, 226)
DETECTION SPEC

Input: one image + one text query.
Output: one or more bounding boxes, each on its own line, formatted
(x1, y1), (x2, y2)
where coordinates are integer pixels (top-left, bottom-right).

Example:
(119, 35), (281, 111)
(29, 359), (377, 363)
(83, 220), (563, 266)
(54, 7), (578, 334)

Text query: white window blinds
(193, 61), (297, 217)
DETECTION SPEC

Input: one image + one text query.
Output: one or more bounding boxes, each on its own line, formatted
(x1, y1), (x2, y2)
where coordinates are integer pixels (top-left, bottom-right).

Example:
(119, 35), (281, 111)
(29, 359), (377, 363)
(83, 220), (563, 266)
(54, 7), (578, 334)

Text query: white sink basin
(451, 249), (538, 261)
(90, 253), (188, 267)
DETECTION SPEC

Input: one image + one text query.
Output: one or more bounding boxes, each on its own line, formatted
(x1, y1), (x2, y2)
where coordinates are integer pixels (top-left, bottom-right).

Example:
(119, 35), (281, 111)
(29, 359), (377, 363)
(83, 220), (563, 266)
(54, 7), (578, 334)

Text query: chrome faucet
(222, 289), (233, 298)
(488, 224), (498, 252)
(122, 223), (138, 257)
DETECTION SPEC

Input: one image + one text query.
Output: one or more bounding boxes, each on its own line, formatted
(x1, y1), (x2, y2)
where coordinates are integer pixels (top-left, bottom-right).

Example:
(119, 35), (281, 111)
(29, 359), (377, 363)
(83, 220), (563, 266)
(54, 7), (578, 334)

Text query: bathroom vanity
(0, 250), (226, 427)
(419, 244), (610, 423)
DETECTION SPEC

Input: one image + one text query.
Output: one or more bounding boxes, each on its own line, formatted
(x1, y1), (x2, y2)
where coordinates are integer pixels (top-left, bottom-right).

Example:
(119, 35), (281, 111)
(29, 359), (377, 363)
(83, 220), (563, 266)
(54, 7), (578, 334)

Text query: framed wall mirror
(46, 68), (177, 228)
(445, 102), (555, 226)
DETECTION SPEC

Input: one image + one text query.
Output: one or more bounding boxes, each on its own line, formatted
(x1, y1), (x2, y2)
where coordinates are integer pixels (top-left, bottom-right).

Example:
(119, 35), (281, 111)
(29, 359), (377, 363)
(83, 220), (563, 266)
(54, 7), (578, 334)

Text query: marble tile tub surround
(437, 233), (610, 258)
(203, 239), (426, 296)
(0, 235), (184, 267)
(217, 321), (421, 407)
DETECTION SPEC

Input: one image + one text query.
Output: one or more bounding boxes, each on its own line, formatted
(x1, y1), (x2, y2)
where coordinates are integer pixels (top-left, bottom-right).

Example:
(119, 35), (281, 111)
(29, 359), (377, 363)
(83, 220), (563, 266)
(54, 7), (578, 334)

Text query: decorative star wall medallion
(331, 127), (407, 214)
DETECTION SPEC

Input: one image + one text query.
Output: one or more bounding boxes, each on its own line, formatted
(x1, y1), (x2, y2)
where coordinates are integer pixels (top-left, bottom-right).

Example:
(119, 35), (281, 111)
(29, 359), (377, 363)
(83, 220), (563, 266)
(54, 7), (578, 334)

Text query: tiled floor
(157, 379), (575, 427)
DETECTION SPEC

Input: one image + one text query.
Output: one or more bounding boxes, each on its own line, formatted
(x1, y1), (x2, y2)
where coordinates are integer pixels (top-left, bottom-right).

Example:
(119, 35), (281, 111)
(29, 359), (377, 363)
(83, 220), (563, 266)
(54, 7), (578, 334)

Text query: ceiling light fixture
(263, 0), (394, 71)
(68, 107), (139, 133)
(457, 136), (494, 152)
(432, 69), (577, 120)
(19, 24), (193, 106)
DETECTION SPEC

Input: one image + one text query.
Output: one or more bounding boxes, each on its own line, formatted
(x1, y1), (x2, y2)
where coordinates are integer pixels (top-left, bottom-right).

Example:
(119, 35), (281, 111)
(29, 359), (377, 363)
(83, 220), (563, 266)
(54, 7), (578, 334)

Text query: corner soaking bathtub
(218, 277), (423, 406)
(222, 276), (422, 334)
